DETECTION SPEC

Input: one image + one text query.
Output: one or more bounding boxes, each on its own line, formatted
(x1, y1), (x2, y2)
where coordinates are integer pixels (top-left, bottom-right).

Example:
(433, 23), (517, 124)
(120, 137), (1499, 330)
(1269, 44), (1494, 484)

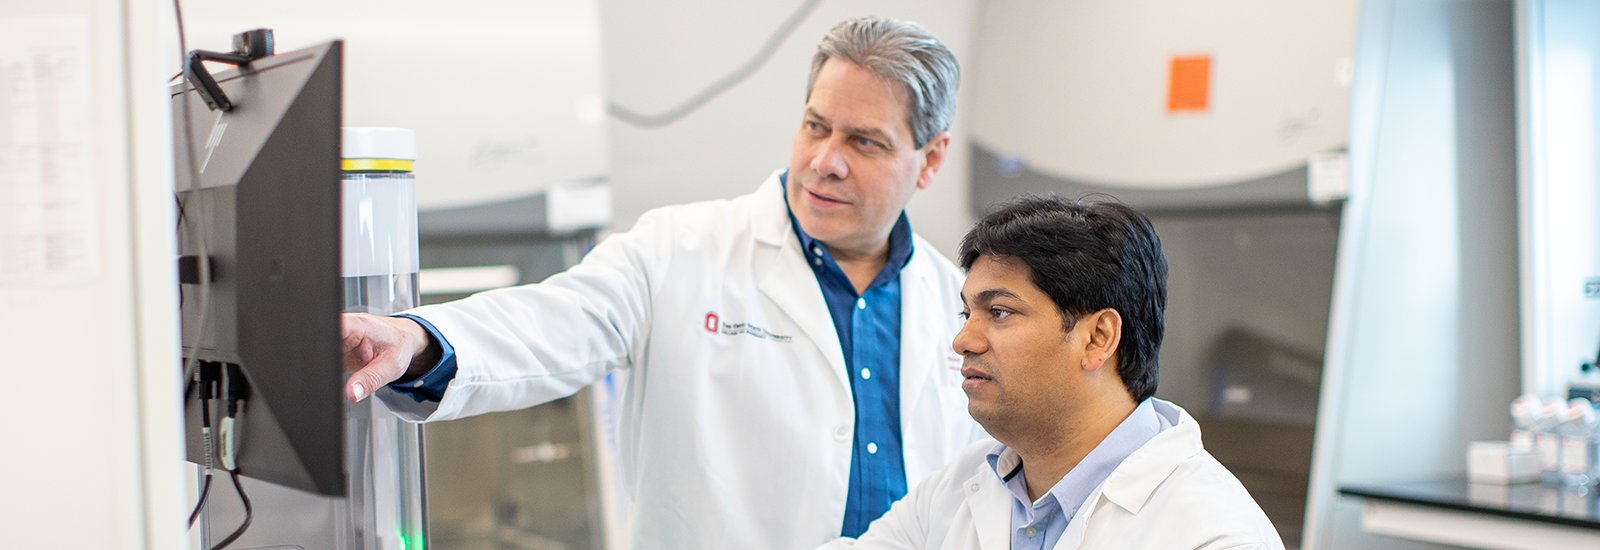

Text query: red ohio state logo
(705, 312), (719, 333)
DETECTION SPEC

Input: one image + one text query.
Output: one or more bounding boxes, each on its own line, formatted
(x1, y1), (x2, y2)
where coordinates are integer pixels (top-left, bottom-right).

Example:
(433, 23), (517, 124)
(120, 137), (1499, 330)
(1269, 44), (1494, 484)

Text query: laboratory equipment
(339, 126), (427, 550)
(341, 127), (421, 315)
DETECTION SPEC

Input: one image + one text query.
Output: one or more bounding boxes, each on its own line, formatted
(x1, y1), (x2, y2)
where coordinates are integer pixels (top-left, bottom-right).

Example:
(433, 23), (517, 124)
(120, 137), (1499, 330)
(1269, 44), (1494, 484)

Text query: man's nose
(810, 136), (849, 180)
(952, 321), (986, 356)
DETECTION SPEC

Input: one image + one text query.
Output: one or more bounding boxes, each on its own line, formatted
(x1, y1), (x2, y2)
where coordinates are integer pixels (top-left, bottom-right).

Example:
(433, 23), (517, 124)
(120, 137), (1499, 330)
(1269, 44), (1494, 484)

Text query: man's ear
(1079, 308), (1122, 373)
(915, 131), (951, 190)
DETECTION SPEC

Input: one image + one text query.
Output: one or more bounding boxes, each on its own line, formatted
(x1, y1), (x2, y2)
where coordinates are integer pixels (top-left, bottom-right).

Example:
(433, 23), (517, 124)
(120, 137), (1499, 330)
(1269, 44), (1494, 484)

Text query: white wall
(0, 0), (186, 548)
(1304, 1), (1521, 548)
(967, 0), (1360, 189)
(599, 0), (980, 260)
(177, 0), (610, 211)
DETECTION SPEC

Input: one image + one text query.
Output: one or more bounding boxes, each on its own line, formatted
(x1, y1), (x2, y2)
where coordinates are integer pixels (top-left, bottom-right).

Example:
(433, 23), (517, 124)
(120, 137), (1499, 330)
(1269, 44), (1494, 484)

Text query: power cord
(210, 471), (253, 550)
(208, 364), (253, 550)
(187, 474), (213, 528)
(184, 361), (254, 549)
(187, 361), (222, 529)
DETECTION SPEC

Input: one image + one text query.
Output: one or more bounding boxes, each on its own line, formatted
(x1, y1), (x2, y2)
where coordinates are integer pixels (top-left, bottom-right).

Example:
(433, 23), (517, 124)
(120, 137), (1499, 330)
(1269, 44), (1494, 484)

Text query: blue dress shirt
(781, 172), (916, 537)
(986, 398), (1172, 550)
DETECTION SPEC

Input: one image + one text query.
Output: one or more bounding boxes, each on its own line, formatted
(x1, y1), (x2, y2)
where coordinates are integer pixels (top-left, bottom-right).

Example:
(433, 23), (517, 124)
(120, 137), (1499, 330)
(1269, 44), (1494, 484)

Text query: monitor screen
(174, 40), (345, 497)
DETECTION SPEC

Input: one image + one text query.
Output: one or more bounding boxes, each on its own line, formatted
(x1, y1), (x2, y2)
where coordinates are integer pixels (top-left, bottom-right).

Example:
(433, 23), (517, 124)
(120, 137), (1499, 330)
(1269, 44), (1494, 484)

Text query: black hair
(958, 194), (1168, 402)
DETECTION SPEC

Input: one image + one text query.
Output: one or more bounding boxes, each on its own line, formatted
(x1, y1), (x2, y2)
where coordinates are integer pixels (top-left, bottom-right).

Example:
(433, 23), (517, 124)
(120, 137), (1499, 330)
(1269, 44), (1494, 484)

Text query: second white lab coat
(821, 399), (1284, 550)
(379, 170), (987, 550)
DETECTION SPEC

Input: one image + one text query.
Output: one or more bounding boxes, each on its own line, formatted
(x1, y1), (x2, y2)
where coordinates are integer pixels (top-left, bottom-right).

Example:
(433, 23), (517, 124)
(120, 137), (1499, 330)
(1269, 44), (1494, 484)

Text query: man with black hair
(821, 195), (1284, 550)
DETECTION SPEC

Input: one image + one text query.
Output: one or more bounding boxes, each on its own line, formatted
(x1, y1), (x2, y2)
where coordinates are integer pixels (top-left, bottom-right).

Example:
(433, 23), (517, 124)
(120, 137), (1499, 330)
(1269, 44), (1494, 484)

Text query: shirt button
(860, 368), (871, 380)
(1025, 527), (1038, 538)
(833, 425), (850, 441)
(812, 246), (822, 255)
(867, 442), (878, 454)
(412, 380), (424, 388)
(969, 483), (980, 493)
(813, 258), (822, 266)
(856, 298), (866, 309)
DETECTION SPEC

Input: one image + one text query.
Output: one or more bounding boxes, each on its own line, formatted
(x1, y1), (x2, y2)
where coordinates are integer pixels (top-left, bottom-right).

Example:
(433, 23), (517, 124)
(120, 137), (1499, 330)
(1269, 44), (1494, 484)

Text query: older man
(823, 196), (1283, 550)
(339, 17), (985, 550)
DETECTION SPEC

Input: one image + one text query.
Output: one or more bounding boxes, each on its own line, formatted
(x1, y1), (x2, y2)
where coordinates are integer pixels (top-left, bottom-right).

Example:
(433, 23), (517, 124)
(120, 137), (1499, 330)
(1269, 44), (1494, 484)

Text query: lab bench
(1339, 478), (1600, 550)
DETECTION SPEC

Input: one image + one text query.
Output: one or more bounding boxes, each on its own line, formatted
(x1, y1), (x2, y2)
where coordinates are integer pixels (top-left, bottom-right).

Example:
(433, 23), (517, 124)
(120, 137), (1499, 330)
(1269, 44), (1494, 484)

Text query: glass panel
(1522, 0), (1600, 396)
(418, 231), (621, 550)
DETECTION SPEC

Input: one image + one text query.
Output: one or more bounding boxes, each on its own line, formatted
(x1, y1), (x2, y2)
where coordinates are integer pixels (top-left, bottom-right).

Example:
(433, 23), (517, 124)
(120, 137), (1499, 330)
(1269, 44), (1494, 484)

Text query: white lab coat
(821, 399), (1284, 550)
(379, 169), (987, 550)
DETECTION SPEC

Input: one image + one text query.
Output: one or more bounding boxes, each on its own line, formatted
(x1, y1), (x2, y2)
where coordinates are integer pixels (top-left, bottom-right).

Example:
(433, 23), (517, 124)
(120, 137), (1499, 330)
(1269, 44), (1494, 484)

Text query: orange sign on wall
(1167, 55), (1212, 113)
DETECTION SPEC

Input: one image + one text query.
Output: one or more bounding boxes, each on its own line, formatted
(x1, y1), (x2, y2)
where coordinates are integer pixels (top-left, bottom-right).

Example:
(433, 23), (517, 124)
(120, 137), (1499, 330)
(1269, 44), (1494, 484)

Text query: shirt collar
(780, 170), (915, 286)
(986, 440), (1023, 481)
(985, 398), (1171, 513)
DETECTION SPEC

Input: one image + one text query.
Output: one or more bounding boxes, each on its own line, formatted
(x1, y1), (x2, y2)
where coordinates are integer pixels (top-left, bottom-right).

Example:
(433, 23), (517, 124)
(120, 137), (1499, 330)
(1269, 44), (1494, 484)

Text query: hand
(341, 313), (434, 402)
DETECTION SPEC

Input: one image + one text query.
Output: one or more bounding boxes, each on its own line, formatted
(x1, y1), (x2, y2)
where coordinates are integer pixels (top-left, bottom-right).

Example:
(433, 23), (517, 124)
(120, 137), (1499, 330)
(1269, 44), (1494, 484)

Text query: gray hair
(807, 17), (959, 150)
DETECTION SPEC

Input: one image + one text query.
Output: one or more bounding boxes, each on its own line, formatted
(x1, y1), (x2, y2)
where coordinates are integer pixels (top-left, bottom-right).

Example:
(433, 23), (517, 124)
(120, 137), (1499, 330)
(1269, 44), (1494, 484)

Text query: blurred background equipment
(1148, 209), (1340, 546)
(413, 182), (623, 550)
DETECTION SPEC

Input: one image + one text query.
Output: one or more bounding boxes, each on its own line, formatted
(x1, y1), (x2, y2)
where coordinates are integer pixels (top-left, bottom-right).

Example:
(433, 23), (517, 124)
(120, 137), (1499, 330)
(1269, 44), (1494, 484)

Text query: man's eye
(854, 136), (881, 149)
(991, 308), (1011, 320)
(957, 310), (971, 320)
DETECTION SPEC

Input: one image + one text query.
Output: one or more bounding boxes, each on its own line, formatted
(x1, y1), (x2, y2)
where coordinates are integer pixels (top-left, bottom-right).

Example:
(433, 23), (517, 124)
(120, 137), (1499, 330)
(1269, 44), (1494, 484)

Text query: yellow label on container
(342, 158), (414, 171)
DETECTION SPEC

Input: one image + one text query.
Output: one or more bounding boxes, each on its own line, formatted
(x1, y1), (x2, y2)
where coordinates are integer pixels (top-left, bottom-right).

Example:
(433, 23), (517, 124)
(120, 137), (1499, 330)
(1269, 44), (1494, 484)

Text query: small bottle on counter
(1560, 398), (1599, 487)
(1537, 397), (1568, 483)
(1510, 394), (1542, 453)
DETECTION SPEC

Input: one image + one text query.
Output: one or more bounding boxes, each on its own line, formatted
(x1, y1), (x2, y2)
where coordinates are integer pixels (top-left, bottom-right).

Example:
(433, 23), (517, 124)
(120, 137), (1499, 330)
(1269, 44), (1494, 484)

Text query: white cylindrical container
(342, 127), (421, 315)
(340, 127), (426, 550)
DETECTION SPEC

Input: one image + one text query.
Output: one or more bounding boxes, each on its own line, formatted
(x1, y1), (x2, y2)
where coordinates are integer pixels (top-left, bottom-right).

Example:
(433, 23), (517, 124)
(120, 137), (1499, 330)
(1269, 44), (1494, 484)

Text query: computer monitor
(174, 40), (345, 497)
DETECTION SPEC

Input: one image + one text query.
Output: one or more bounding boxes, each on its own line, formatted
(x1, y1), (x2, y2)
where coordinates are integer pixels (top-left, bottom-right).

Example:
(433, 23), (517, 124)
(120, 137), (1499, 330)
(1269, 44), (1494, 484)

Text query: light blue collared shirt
(986, 398), (1173, 550)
